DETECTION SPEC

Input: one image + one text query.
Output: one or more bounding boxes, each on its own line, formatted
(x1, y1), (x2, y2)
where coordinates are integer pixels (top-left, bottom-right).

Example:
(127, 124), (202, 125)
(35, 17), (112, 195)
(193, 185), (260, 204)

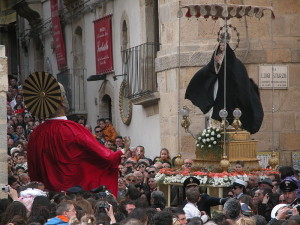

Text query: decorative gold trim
(119, 80), (132, 125)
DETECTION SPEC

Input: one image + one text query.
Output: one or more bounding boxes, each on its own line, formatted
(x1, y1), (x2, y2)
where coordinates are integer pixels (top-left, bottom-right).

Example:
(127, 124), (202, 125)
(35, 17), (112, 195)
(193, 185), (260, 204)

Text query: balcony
(121, 42), (160, 106)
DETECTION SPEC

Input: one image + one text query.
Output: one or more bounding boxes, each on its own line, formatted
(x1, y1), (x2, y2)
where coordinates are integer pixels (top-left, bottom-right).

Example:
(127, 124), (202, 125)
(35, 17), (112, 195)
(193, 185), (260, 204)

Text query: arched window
(122, 20), (128, 50)
(101, 94), (112, 120)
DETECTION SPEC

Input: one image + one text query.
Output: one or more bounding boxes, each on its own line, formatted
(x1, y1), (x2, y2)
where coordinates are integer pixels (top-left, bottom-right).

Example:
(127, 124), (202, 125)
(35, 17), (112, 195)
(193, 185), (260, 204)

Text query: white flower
(202, 133), (205, 137)
(216, 128), (219, 132)
(198, 136), (201, 140)
(202, 139), (206, 143)
(207, 129), (211, 133)
(196, 144), (200, 147)
(206, 134), (209, 137)
(211, 131), (215, 135)
(195, 140), (198, 144)
(210, 137), (215, 141)
(206, 138), (210, 142)
(213, 141), (217, 144)
(208, 145), (211, 148)
(217, 134), (221, 138)
(201, 145), (204, 148)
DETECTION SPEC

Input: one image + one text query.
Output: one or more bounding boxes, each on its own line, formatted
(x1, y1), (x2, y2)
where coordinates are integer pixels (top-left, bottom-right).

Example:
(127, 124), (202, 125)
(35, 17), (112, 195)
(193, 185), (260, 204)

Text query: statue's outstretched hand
(123, 136), (131, 149)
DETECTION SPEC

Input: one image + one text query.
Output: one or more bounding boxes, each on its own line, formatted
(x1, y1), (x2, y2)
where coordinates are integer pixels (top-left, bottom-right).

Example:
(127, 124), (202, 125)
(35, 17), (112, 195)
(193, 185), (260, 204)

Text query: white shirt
(47, 116), (68, 120)
(183, 202), (201, 219)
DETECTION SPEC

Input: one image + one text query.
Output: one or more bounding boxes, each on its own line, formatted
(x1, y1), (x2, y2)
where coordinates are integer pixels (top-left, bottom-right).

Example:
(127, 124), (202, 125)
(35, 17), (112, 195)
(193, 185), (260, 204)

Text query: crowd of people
(4, 76), (300, 225)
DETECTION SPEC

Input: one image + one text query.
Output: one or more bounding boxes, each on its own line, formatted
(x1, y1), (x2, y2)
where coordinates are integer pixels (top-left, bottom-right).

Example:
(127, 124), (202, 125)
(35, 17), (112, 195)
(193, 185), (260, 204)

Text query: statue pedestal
(194, 130), (260, 171)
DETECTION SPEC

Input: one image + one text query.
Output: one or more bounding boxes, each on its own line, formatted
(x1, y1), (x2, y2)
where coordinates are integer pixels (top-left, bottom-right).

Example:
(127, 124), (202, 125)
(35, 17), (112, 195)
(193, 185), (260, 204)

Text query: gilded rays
(23, 72), (61, 118)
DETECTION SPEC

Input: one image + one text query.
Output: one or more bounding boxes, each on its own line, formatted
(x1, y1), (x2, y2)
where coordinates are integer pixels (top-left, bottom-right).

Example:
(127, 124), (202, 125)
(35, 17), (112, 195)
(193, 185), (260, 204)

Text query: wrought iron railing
(121, 42), (158, 99)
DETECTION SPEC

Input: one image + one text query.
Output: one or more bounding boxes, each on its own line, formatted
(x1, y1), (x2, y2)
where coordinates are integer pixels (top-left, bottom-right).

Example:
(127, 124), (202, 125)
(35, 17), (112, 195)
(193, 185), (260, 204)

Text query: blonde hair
(235, 217), (256, 225)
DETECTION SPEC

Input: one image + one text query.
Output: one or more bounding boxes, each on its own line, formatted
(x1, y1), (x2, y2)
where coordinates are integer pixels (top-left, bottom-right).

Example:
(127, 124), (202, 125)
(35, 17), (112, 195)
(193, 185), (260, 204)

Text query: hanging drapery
(179, 4), (275, 20)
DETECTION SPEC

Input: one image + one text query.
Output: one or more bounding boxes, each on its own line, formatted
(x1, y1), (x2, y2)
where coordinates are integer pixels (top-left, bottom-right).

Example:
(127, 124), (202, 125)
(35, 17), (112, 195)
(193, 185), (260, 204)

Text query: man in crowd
(45, 201), (76, 225)
(280, 180), (300, 206)
(183, 158), (193, 169)
(231, 179), (247, 199)
(115, 136), (124, 149)
(258, 178), (274, 190)
(223, 198), (241, 224)
(253, 188), (274, 221)
(136, 145), (153, 165)
(94, 126), (106, 145)
(182, 177), (227, 216)
(247, 174), (259, 196)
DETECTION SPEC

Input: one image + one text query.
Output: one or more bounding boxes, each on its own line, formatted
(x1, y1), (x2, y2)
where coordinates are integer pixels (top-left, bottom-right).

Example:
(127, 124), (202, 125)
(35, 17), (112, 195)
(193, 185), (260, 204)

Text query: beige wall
(156, 0), (300, 165)
(0, 45), (8, 198)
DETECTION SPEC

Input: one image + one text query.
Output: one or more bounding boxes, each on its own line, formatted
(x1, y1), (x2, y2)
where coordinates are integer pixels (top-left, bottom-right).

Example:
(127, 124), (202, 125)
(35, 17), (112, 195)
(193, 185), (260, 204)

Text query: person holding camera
(255, 188), (275, 222)
(94, 193), (117, 225)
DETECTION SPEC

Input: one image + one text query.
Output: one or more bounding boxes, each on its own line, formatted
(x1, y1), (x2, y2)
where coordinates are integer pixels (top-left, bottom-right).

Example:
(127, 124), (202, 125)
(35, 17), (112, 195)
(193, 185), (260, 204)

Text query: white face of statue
(220, 42), (226, 52)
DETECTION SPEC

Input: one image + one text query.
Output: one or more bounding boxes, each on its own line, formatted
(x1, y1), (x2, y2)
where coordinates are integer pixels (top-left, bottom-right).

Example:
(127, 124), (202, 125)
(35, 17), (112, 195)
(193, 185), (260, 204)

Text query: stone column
(0, 45), (8, 198)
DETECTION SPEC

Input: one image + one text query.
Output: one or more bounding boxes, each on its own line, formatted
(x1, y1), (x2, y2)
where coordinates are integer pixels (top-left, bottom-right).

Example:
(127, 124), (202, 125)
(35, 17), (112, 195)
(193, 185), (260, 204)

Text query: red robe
(27, 119), (122, 196)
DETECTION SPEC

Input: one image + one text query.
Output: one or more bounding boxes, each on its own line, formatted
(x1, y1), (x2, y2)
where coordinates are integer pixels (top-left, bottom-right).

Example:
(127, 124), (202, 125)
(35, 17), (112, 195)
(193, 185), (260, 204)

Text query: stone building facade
(3, 0), (300, 165)
(0, 45), (8, 197)
(156, 0), (300, 166)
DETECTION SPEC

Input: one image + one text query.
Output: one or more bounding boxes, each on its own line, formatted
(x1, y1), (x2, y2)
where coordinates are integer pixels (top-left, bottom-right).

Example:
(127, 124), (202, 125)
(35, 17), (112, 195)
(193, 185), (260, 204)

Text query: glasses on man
(95, 130), (101, 133)
(67, 209), (76, 213)
(148, 171), (156, 174)
(139, 165), (145, 168)
(127, 179), (136, 182)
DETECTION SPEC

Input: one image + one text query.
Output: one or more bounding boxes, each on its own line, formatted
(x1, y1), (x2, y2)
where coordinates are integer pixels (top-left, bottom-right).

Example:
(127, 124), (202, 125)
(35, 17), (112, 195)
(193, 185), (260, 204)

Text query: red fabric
(27, 119), (122, 196)
(14, 108), (25, 114)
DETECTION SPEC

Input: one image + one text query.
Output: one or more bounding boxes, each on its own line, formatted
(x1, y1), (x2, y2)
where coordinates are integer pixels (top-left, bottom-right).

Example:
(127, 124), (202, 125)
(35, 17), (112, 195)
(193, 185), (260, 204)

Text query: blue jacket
(45, 216), (68, 225)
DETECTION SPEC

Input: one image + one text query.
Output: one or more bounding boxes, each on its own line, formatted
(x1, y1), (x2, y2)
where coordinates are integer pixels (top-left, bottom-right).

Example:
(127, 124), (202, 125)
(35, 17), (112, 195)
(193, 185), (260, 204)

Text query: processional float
(176, 2), (278, 171)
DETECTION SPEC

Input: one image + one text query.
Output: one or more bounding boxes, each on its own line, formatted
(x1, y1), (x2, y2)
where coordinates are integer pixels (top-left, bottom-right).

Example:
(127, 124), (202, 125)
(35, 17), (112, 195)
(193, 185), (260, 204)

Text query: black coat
(185, 44), (264, 134)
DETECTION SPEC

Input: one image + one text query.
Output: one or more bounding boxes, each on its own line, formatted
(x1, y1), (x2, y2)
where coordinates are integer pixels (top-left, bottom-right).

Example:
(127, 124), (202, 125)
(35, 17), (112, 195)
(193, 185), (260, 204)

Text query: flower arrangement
(154, 168), (280, 186)
(195, 127), (223, 156)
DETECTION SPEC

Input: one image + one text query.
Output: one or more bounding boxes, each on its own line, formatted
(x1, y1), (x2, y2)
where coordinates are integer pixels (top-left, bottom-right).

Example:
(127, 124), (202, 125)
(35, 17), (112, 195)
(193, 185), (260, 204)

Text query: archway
(98, 81), (115, 123)
(101, 94), (112, 120)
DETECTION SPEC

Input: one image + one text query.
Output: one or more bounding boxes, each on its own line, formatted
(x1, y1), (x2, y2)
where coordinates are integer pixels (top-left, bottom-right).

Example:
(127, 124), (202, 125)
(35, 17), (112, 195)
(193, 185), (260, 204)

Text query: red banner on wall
(50, 0), (67, 70)
(94, 15), (113, 75)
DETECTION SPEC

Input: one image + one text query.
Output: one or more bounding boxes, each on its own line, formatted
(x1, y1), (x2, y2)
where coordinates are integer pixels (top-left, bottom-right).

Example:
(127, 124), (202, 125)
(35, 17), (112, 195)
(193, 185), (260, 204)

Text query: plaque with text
(292, 153), (300, 170)
(259, 65), (288, 89)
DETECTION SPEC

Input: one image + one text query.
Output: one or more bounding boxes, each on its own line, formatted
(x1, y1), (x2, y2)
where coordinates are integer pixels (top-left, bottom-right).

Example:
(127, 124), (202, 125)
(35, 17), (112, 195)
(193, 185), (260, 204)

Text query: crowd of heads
(5, 75), (300, 225)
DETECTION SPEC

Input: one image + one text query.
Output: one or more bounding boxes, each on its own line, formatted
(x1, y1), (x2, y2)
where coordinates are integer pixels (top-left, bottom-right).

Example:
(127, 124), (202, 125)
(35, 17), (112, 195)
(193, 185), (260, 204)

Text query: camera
(1, 186), (9, 192)
(98, 192), (107, 199)
(98, 201), (110, 209)
(287, 209), (293, 215)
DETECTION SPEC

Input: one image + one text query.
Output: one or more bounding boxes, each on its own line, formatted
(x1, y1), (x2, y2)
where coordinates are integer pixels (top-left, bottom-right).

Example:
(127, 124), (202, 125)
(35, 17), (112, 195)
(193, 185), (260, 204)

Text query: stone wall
(0, 45), (8, 198)
(157, 0), (300, 165)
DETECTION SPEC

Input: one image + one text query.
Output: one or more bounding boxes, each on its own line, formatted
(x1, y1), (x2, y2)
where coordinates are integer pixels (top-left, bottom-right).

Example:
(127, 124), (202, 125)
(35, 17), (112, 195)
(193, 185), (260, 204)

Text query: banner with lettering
(94, 15), (113, 75)
(50, 0), (67, 70)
